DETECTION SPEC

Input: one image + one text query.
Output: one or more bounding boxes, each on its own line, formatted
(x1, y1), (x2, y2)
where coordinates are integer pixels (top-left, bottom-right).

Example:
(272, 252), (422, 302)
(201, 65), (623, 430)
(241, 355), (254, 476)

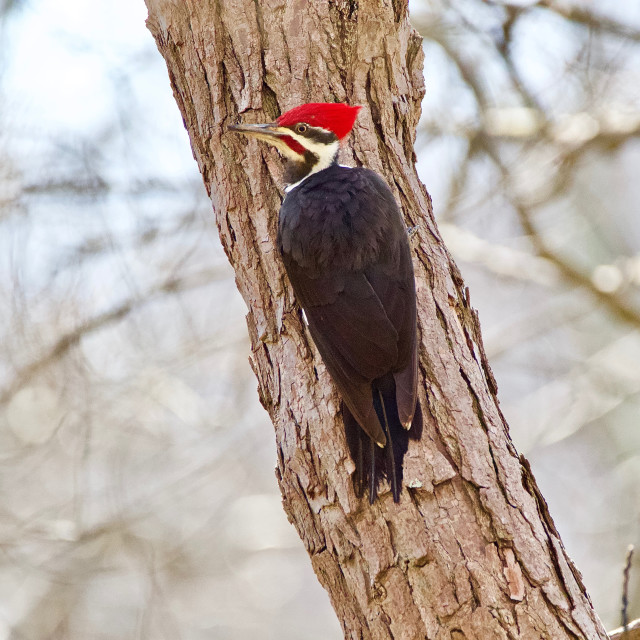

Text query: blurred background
(0, 0), (638, 637)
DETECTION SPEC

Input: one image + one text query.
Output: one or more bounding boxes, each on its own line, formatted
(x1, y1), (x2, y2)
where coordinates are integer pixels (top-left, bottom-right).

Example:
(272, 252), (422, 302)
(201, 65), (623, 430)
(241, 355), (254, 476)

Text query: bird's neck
(284, 141), (340, 192)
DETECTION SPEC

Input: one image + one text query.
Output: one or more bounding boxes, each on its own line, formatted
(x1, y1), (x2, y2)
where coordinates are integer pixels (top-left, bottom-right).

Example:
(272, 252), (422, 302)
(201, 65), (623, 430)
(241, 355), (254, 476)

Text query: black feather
(343, 377), (422, 503)
(279, 164), (419, 501)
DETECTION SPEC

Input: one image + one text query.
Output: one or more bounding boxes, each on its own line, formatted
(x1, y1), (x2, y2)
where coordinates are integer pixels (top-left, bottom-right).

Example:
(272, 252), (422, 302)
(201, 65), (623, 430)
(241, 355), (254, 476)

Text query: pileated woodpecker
(229, 103), (419, 503)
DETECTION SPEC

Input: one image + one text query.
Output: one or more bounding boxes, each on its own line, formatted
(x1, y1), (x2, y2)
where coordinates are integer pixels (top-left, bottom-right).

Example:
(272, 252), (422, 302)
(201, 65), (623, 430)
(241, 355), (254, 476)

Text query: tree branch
(609, 618), (640, 640)
(1, 268), (227, 406)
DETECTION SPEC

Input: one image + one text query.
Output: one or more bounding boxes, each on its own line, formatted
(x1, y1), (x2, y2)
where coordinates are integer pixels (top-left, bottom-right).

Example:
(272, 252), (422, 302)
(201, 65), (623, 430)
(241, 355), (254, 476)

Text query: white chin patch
(283, 133), (340, 192)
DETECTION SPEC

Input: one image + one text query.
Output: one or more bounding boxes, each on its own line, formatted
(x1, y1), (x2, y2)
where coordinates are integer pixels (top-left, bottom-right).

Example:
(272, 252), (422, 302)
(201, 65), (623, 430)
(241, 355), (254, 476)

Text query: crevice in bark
(433, 302), (454, 351)
(328, 1), (358, 91)
(364, 69), (387, 161)
(261, 82), (280, 118)
(392, 0), (406, 23)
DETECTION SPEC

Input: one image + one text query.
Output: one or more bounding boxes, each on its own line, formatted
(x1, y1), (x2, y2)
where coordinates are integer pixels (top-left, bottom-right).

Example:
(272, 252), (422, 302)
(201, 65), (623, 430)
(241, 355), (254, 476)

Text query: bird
(229, 102), (419, 503)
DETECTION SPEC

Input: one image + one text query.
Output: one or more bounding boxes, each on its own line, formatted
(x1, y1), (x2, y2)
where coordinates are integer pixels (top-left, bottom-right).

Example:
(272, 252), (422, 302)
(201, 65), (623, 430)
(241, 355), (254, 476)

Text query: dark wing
(365, 235), (417, 428)
(281, 263), (396, 445)
(279, 166), (417, 445)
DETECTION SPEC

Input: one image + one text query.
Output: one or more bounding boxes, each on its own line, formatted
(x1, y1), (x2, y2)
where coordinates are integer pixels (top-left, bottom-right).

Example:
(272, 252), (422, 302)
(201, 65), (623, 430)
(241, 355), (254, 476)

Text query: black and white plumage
(229, 103), (420, 502)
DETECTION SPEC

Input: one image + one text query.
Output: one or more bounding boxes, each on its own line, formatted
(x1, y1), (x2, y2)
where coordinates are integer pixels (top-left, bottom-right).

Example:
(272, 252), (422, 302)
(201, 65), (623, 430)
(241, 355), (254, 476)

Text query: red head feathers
(277, 103), (361, 140)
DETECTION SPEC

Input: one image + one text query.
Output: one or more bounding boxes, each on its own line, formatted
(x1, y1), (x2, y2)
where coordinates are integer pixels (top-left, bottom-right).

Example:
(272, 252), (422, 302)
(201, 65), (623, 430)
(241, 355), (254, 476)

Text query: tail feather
(369, 438), (377, 504)
(343, 375), (421, 503)
(376, 387), (400, 501)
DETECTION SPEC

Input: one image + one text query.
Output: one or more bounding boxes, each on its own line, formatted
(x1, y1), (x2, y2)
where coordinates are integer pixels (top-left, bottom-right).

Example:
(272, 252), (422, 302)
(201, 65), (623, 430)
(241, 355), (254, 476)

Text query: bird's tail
(343, 378), (421, 503)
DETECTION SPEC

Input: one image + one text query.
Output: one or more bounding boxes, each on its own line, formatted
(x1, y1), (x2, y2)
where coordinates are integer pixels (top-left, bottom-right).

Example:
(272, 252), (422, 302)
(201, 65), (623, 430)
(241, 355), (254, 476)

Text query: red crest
(277, 103), (361, 140)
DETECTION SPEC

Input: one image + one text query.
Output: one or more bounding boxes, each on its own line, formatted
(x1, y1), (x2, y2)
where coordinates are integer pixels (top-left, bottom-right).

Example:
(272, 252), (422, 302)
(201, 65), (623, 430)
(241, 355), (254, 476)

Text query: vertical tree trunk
(144, 1), (608, 638)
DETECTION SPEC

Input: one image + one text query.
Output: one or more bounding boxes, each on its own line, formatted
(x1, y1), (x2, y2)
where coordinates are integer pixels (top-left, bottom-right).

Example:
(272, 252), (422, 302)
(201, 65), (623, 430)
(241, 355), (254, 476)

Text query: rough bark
(143, 1), (609, 638)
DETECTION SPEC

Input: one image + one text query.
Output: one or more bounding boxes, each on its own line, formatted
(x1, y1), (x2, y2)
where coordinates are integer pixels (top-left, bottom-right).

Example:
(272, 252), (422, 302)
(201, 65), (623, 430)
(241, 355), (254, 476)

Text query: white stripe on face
(285, 128), (340, 172)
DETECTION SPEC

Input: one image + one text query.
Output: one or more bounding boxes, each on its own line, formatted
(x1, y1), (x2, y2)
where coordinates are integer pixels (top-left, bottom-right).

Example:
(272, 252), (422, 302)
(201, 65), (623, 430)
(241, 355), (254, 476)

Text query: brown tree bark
(143, 1), (609, 638)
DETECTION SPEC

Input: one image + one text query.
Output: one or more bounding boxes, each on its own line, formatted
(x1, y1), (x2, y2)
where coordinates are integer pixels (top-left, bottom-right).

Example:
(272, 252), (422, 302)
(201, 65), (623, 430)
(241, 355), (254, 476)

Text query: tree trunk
(143, 1), (609, 638)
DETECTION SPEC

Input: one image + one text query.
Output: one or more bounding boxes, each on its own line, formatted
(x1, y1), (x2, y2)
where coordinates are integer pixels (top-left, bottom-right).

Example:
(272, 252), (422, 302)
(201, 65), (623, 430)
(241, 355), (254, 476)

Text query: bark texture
(144, 1), (609, 638)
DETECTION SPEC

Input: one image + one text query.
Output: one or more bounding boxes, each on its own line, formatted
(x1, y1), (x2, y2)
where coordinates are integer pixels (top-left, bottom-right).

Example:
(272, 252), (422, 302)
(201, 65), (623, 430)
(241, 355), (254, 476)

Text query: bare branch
(609, 618), (640, 640)
(0, 267), (228, 406)
(536, 1), (640, 43)
(623, 546), (636, 632)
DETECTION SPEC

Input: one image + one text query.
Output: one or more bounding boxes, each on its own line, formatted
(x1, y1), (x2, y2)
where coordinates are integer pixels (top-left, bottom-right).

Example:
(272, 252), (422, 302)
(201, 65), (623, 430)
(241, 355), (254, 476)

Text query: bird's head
(228, 102), (361, 186)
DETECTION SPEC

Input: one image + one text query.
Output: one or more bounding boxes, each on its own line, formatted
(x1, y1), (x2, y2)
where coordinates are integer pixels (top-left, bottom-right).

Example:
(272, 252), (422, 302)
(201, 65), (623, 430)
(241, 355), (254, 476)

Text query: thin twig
(609, 618), (640, 640)
(476, 138), (640, 330)
(0, 267), (228, 406)
(536, 0), (640, 43)
(623, 545), (635, 633)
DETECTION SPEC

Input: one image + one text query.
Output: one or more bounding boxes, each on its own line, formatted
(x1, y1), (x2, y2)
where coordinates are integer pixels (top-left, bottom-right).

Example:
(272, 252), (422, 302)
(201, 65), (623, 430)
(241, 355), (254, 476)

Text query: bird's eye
(295, 123), (308, 134)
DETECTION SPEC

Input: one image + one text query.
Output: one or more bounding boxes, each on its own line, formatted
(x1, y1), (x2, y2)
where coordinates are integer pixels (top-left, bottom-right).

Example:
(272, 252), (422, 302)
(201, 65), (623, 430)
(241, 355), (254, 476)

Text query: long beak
(227, 121), (282, 140)
(228, 120), (302, 161)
